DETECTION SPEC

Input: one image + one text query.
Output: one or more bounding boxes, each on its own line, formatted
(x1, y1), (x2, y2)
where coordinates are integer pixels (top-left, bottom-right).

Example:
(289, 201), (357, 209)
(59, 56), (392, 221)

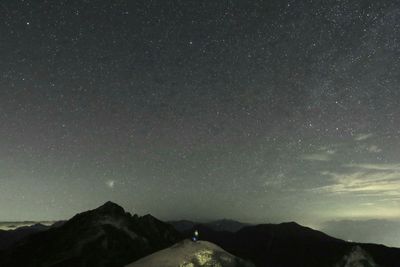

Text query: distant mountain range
(169, 218), (251, 233)
(0, 221), (57, 230)
(0, 201), (399, 267)
(0, 223), (49, 250)
(0, 220), (67, 250)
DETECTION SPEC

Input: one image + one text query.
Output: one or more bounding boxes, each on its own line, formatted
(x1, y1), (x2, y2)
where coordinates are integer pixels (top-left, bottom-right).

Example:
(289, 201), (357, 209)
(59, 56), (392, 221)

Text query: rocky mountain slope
(182, 222), (400, 267)
(126, 239), (254, 267)
(0, 201), (181, 267)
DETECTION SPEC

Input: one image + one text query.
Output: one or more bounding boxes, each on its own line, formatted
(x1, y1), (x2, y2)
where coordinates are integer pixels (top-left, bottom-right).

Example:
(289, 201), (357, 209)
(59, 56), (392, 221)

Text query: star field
(0, 0), (399, 246)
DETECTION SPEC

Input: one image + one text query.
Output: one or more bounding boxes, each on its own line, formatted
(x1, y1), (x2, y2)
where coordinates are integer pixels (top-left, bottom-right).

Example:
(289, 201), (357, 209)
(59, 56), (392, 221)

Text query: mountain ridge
(0, 201), (181, 267)
(180, 221), (400, 266)
(169, 218), (251, 233)
(1, 202), (399, 267)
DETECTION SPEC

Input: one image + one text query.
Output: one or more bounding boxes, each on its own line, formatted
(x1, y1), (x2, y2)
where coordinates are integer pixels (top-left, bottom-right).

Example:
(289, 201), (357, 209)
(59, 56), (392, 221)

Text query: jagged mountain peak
(92, 201), (126, 215)
(0, 202), (181, 267)
(280, 221), (301, 227)
(141, 214), (157, 221)
(96, 201), (126, 214)
(65, 201), (129, 227)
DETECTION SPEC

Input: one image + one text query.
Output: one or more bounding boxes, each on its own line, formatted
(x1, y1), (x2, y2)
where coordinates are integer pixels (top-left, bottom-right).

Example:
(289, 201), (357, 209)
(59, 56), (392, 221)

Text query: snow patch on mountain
(126, 239), (254, 267)
(336, 246), (380, 267)
(98, 218), (139, 240)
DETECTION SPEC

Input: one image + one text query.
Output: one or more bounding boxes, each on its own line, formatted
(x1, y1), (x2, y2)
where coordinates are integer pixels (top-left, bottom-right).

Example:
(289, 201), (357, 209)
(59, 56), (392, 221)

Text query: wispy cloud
(302, 153), (332, 162)
(360, 202), (375, 206)
(345, 163), (400, 171)
(302, 145), (338, 161)
(354, 133), (373, 141)
(318, 145), (339, 152)
(313, 168), (400, 196)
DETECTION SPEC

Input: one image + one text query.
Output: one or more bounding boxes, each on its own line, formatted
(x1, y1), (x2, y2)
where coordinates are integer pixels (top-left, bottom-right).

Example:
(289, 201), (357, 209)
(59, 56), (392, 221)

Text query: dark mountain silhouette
(168, 220), (197, 232)
(50, 220), (67, 228)
(169, 219), (250, 233)
(183, 222), (400, 267)
(0, 220), (68, 251)
(0, 223), (49, 250)
(0, 201), (181, 267)
(1, 203), (399, 267)
(207, 219), (251, 232)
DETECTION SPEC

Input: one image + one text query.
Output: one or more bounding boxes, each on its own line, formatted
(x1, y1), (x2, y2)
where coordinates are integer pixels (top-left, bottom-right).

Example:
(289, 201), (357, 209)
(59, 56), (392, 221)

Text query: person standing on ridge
(192, 230), (199, 242)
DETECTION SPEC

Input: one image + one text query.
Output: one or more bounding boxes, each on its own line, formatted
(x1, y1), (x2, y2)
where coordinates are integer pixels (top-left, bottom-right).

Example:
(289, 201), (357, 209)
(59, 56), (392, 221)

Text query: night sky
(1, 0), (400, 245)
